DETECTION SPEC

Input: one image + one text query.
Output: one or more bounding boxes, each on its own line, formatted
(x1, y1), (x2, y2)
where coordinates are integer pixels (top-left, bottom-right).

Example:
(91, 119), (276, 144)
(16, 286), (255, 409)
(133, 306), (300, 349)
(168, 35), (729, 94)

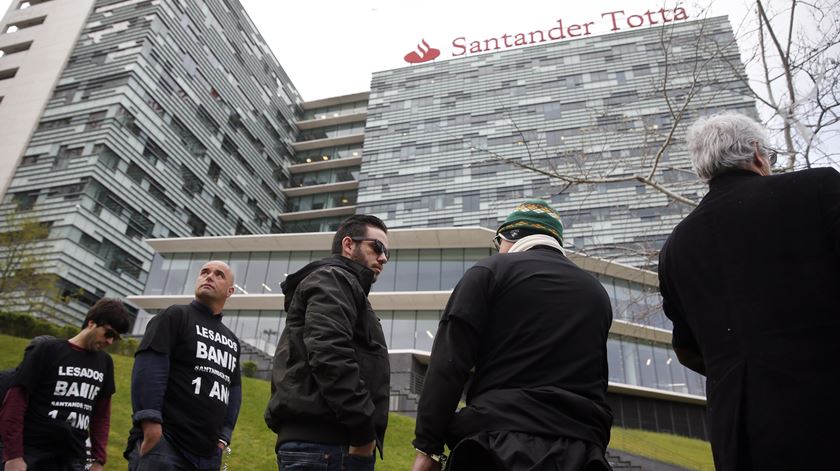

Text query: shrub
(242, 360), (258, 378)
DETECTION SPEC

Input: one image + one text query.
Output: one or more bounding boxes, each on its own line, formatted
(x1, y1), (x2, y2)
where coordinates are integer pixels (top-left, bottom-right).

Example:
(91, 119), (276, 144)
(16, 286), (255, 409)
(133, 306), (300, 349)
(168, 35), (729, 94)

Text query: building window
(0, 41), (32, 58)
(180, 165), (203, 196)
(19, 0), (55, 9)
(186, 211), (207, 236)
(4, 16), (45, 33)
(207, 161), (221, 182)
(12, 191), (38, 210)
(85, 111), (106, 130)
(0, 68), (19, 80)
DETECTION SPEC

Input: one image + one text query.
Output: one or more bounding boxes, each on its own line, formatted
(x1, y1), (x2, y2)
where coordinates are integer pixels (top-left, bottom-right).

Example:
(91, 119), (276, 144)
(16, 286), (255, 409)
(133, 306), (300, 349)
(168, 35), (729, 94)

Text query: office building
(129, 228), (709, 439)
(0, 0), (299, 322)
(359, 15), (754, 266)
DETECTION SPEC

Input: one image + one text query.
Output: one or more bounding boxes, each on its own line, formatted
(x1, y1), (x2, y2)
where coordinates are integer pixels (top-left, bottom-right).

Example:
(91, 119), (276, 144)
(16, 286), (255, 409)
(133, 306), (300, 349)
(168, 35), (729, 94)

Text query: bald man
(126, 261), (242, 471)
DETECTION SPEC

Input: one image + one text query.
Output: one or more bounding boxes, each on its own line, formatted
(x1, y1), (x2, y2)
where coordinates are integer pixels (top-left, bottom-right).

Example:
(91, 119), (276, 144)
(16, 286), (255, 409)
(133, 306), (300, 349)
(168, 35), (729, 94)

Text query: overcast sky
(239, 0), (754, 100)
(1, 0), (755, 100)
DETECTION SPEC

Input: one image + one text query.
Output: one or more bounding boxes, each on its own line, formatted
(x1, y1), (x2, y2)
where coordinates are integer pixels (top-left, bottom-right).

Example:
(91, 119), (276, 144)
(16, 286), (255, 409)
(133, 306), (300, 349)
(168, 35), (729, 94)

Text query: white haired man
(659, 112), (840, 470)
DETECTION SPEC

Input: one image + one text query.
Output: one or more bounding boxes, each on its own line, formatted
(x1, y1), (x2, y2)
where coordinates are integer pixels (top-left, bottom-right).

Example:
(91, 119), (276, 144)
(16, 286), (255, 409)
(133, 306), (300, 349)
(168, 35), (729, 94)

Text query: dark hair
(331, 215), (388, 255)
(82, 298), (131, 334)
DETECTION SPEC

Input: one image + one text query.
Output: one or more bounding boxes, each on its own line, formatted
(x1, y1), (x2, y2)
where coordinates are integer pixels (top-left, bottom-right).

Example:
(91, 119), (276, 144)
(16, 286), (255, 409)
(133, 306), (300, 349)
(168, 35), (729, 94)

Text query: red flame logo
(404, 39), (441, 64)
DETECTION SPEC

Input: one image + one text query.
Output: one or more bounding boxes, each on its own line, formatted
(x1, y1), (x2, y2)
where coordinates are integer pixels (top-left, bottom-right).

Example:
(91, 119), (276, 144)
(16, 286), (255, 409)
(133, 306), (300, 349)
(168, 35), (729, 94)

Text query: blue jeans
(127, 435), (220, 471)
(277, 442), (376, 471)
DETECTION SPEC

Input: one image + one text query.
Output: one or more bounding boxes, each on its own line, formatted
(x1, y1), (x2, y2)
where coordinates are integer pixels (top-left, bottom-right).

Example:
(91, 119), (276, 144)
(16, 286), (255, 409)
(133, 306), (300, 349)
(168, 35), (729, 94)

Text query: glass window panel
(164, 254), (190, 295)
(209, 252), (230, 264)
(626, 282), (651, 325)
(614, 279), (632, 321)
(638, 342), (658, 388)
(667, 349), (689, 394)
(417, 250), (441, 291)
(440, 249), (463, 289)
(146, 253), (168, 295)
(463, 248), (488, 272)
(244, 252), (270, 294)
(372, 256), (395, 293)
(378, 310), (394, 347)
(621, 338), (641, 386)
(256, 310), (282, 356)
(265, 251), (289, 294)
(607, 337), (625, 383)
(598, 275), (618, 313)
(235, 310), (261, 344)
(653, 344), (674, 391)
(394, 249), (418, 291)
(131, 309), (157, 335)
(229, 253), (250, 293)
(687, 369), (706, 396)
(182, 252), (210, 295)
(391, 311), (416, 349)
(286, 252), (310, 278)
(415, 310), (440, 352)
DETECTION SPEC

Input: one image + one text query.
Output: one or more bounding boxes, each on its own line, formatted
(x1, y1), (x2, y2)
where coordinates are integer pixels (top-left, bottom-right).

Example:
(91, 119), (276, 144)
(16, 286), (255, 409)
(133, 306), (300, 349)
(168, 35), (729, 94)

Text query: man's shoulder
(300, 264), (359, 288)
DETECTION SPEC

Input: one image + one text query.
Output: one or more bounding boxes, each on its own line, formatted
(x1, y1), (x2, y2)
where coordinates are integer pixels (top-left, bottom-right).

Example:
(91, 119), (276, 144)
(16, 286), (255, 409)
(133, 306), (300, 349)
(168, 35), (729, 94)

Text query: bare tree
(471, 0), (839, 210)
(726, 0), (840, 169)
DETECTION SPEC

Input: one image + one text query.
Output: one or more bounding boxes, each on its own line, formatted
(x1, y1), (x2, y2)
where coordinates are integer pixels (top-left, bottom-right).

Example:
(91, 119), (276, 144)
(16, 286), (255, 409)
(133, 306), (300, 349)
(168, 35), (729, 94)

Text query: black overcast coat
(265, 255), (390, 454)
(414, 246), (613, 470)
(659, 168), (840, 470)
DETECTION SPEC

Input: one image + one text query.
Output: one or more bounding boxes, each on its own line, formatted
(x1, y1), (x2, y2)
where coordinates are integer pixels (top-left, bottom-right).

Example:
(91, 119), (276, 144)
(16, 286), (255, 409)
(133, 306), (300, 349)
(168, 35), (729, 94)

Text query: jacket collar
(709, 168), (762, 191)
(281, 255), (374, 309)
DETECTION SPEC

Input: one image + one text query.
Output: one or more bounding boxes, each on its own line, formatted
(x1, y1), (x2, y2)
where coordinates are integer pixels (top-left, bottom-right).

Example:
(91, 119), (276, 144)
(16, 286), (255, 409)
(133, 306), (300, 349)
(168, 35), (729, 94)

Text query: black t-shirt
(137, 302), (241, 457)
(12, 339), (115, 458)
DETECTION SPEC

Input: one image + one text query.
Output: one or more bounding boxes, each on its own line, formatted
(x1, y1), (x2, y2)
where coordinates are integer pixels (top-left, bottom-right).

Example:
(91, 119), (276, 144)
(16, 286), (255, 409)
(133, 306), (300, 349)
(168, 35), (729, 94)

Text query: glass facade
(287, 190), (357, 212)
(291, 145), (362, 165)
(132, 306), (703, 395)
(300, 100), (367, 121)
(138, 247), (703, 397)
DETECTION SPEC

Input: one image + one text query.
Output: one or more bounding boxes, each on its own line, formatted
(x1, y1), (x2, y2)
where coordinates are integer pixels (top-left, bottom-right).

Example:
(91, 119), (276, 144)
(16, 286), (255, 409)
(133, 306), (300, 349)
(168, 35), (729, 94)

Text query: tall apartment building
(359, 15), (754, 266)
(0, 0), (300, 323)
(280, 92), (368, 232)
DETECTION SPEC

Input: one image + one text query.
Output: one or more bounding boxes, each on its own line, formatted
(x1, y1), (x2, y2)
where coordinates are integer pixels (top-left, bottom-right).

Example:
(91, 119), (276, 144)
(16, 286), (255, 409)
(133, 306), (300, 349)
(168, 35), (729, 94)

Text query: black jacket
(659, 168), (840, 470)
(414, 246), (613, 469)
(265, 255), (390, 454)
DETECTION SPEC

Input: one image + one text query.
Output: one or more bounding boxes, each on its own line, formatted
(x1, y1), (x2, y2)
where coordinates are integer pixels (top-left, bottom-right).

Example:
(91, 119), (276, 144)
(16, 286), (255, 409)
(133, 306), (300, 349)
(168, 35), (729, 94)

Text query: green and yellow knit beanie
(496, 199), (564, 244)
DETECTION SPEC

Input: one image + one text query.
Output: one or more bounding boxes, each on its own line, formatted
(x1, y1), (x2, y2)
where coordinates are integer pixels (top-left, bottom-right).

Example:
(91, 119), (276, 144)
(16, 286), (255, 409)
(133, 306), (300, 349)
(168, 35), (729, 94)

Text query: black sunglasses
(102, 326), (120, 341)
(492, 233), (513, 251)
(761, 146), (778, 166)
(350, 238), (390, 260)
(755, 143), (778, 166)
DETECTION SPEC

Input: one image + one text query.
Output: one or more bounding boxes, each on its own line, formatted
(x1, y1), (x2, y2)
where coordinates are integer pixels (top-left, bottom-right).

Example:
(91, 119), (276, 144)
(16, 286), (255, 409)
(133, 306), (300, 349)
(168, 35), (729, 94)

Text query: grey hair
(686, 112), (768, 181)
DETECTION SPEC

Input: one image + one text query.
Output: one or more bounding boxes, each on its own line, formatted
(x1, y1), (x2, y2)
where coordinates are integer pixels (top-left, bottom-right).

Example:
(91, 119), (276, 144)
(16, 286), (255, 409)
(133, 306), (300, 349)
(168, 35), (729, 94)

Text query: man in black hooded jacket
(265, 215), (390, 471)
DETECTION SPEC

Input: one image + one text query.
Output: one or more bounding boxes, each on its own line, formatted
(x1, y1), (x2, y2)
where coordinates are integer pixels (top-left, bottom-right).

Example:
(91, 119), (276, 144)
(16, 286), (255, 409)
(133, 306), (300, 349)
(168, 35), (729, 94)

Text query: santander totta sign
(404, 7), (690, 64)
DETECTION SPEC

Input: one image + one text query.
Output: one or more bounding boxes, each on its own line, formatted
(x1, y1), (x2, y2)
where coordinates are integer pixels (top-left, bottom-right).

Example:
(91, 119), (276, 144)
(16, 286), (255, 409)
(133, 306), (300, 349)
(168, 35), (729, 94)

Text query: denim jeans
(277, 441), (376, 471)
(127, 435), (220, 471)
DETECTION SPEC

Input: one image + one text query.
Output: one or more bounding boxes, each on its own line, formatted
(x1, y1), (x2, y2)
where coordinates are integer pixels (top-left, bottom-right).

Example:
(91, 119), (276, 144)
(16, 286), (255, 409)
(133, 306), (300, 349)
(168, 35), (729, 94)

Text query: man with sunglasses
(266, 215), (390, 471)
(412, 200), (613, 471)
(0, 298), (130, 471)
(659, 112), (840, 470)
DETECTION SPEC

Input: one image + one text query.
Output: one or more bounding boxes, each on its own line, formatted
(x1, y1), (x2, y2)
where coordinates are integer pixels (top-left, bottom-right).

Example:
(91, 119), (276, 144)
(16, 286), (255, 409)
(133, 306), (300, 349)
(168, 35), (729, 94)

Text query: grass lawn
(1, 334), (713, 470)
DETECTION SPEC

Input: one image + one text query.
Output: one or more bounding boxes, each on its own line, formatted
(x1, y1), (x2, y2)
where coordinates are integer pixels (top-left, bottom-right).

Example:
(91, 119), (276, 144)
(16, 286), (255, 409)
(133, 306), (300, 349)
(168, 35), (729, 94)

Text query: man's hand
(218, 440), (227, 450)
(139, 420), (163, 456)
(348, 440), (376, 457)
(411, 453), (442, 471)
(4, 457), (26, 471)
(89, 462), (104, 471)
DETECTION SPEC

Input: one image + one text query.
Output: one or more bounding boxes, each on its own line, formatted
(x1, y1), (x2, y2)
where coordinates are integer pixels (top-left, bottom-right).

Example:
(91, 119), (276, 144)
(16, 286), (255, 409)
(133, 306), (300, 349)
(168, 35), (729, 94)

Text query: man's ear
(341, 236), (355, 257)
(86, 320), (96, 331)
(226, 285), (235, 299)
